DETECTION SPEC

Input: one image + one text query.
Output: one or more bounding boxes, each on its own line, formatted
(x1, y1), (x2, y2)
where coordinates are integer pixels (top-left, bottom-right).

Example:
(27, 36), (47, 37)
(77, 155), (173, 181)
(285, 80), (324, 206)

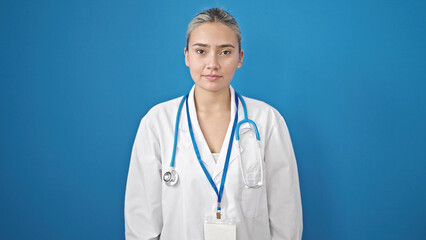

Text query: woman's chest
(197, 111), (231, 153)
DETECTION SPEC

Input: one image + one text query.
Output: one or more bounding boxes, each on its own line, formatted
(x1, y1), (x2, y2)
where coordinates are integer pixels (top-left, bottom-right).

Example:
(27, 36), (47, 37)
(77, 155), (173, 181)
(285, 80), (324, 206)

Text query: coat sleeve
(125, 117), (163, 240)
(265, 111), (303, 240)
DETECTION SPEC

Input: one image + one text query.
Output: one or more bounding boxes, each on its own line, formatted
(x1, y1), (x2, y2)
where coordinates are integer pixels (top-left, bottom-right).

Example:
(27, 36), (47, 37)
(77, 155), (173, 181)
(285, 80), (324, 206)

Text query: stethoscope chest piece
(163, 169), (179, 186)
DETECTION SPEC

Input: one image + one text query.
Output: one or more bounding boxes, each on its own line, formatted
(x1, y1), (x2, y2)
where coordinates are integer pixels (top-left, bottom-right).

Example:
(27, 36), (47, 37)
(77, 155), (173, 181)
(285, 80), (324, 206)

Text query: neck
(194, 85), (231, 113)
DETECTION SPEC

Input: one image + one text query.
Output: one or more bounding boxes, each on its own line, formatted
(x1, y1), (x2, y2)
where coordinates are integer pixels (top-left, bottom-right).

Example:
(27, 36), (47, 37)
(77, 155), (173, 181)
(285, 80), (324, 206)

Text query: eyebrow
(192, 43), (235, 48)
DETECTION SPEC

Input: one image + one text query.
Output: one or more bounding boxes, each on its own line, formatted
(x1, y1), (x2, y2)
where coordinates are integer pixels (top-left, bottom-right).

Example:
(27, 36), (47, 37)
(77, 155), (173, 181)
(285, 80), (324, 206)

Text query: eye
(221, 50), (231, 55)
(196, 49), (205, 54)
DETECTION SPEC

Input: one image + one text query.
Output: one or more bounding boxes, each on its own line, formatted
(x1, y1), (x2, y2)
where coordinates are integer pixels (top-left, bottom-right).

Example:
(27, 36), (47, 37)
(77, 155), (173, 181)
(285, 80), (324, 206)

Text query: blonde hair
(186, 8), (241, 52)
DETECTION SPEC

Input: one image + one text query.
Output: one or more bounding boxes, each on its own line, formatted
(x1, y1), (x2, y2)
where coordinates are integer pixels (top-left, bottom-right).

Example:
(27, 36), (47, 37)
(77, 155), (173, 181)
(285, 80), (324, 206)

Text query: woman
(125, 8), (303, 240)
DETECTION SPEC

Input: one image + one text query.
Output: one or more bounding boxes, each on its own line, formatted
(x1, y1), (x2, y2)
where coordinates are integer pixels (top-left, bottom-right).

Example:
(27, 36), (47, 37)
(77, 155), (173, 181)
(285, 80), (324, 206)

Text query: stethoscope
(163, 91), (263, 190)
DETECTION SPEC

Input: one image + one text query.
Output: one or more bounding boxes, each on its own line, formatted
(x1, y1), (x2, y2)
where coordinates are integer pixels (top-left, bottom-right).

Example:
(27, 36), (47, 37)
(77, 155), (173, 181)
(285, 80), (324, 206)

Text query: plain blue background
(1, 0), (425, 239)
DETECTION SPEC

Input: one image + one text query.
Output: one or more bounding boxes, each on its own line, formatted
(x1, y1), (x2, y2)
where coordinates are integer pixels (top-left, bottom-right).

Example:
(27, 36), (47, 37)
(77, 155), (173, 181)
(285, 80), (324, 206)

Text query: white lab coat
(125, 85), (303, 240)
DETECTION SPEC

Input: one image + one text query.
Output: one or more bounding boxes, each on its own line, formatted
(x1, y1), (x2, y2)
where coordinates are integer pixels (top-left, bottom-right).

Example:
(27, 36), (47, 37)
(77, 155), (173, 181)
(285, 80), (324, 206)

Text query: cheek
(223, 58), (239, 71)
(189, 59), (204, 72)
(188, 64), (203, 79)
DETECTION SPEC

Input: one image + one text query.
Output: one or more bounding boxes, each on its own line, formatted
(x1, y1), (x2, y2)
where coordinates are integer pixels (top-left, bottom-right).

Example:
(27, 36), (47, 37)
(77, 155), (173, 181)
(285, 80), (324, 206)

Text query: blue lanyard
(185, 93), (239, 218)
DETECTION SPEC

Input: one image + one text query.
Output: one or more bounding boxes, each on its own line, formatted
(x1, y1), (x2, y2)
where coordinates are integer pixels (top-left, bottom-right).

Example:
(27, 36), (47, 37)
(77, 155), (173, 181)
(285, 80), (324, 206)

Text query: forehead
(189, 22), (238, 45)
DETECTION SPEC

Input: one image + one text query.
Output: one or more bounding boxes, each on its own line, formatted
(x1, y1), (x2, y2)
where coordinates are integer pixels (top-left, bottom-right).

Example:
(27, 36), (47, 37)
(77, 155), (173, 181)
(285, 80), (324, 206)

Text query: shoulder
(140, 96), (184, 127)
(240, 95), (286, 128)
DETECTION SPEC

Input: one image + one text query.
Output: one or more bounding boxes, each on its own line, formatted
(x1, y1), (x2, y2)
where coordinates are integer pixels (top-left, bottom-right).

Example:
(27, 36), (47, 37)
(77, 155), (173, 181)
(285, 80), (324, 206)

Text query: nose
(206, 53), (219, 69)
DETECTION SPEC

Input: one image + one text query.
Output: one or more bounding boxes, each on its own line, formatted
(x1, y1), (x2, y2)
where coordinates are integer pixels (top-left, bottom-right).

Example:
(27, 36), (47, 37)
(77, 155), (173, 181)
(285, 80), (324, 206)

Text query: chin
(196, 81), (230, 93)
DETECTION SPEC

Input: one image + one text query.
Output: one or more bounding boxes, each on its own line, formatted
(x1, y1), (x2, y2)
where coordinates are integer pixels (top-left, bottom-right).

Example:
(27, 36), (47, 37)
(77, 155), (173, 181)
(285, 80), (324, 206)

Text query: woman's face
(185, 22), (244, 93)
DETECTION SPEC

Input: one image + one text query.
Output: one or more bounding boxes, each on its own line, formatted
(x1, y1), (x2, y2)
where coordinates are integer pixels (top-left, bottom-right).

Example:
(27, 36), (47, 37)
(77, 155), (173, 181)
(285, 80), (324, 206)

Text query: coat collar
(178, 85), (247, 132)
(177, 85), (248, 179)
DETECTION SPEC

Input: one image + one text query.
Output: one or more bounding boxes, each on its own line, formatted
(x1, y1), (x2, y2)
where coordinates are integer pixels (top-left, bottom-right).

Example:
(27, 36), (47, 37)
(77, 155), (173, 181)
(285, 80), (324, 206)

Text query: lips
(203, 75), (222, 81)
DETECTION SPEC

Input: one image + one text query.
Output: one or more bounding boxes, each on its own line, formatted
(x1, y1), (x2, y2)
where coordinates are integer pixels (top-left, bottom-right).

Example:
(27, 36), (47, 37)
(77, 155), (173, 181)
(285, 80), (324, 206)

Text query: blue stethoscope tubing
(186, 93), (239, 218)
(162, 90), (264, 215)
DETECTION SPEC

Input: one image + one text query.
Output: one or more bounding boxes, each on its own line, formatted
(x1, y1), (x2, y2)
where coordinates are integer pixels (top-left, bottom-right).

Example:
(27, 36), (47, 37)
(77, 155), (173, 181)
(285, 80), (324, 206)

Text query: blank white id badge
(203, 214), (236, 240)
(204, 222), (236, 240)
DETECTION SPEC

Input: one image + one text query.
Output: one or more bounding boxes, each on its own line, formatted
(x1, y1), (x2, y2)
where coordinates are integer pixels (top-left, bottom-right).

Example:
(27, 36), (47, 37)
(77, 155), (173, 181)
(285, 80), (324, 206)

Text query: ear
(237, 49), (244, 69)
(184, 47), (189, 67)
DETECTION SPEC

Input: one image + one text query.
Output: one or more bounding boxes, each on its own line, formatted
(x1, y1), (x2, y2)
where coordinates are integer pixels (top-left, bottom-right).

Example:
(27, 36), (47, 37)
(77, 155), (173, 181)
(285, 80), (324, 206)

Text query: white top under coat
(212, 153), (220, 163)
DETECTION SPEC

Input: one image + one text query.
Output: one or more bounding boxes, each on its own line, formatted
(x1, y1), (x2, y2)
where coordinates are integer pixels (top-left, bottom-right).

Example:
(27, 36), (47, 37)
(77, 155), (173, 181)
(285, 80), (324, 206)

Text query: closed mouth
(203, 75), (222, 80)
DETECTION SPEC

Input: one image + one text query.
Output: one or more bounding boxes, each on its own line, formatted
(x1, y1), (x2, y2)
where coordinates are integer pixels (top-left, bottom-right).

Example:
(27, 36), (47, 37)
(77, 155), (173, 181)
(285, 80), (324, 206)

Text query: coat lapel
(212, 86), (243, 179)
(178, 86), (216, 174)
